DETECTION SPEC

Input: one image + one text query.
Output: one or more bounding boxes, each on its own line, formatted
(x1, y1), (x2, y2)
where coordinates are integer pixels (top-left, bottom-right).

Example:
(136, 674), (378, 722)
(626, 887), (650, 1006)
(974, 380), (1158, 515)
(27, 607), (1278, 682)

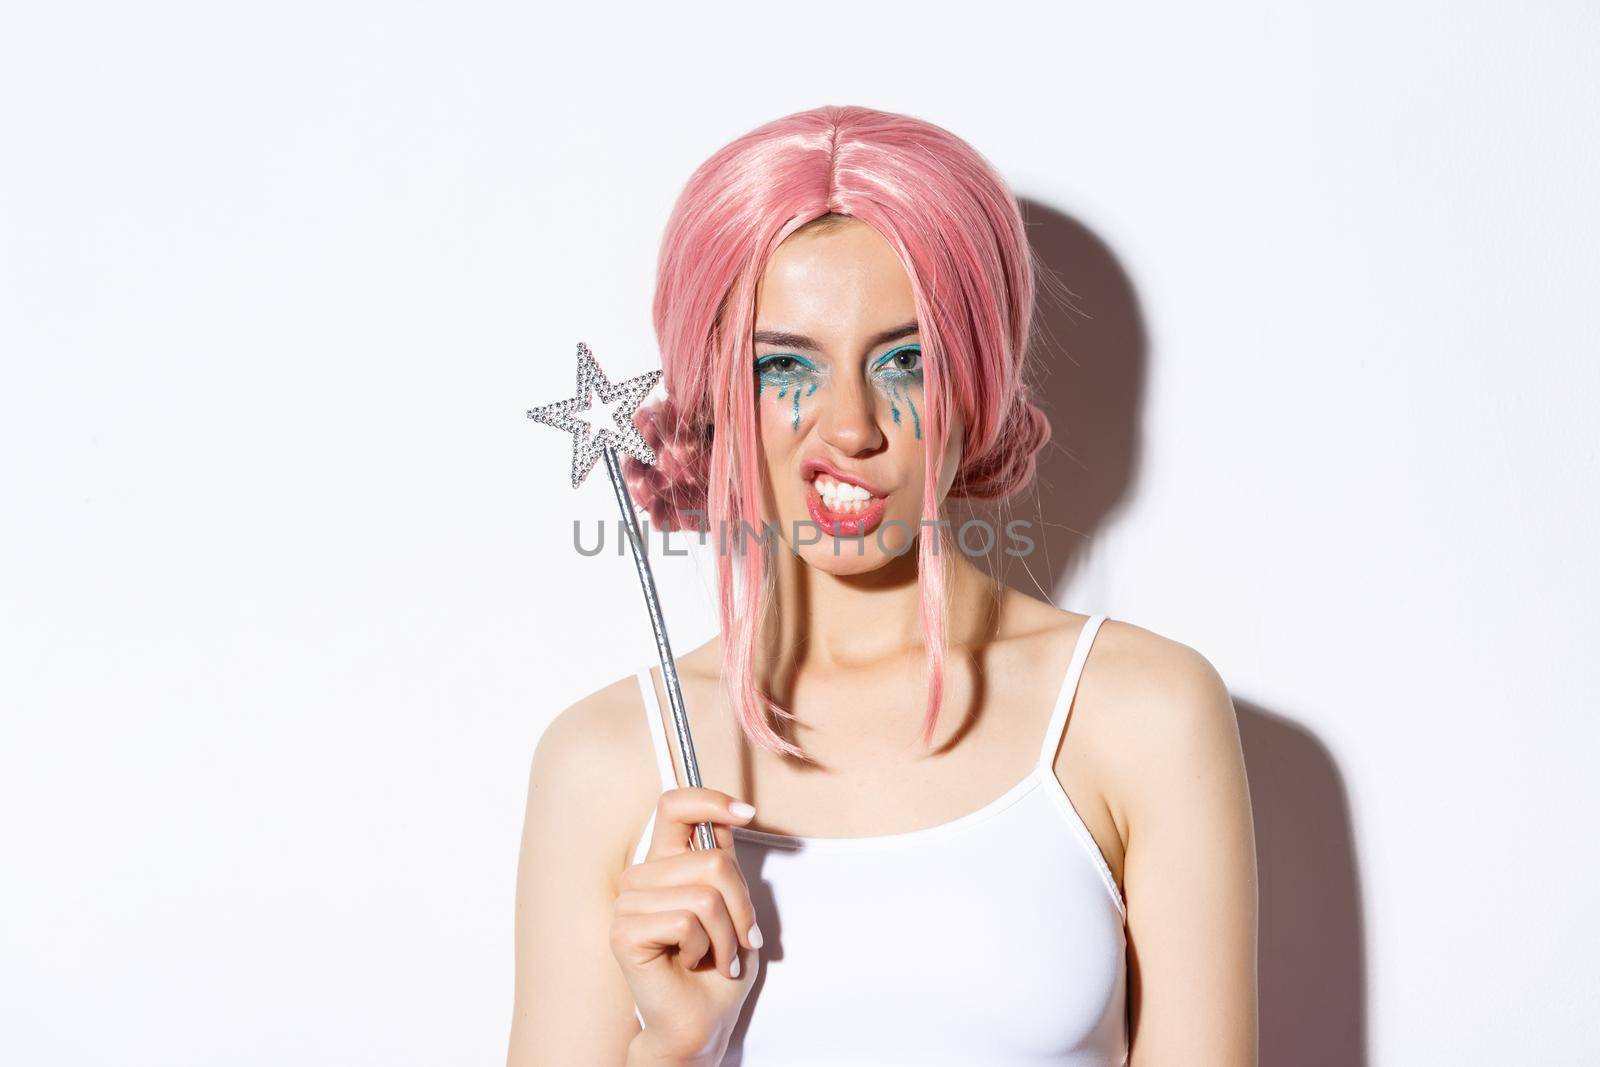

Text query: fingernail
(730, 955), (741, 979)
(729, 800), (756, 820)
(748, 923), (764, 950)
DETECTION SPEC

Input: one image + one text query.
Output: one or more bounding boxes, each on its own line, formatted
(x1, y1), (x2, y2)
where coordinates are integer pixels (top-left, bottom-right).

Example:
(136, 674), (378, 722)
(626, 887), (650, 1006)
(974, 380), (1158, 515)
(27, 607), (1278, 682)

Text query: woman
(509, 106), (1258, 1066)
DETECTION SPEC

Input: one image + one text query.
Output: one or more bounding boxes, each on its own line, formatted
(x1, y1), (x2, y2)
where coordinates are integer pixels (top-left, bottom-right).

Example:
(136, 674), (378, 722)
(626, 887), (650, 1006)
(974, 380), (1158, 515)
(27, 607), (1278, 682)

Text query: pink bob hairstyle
(623, 105), (1051, 761)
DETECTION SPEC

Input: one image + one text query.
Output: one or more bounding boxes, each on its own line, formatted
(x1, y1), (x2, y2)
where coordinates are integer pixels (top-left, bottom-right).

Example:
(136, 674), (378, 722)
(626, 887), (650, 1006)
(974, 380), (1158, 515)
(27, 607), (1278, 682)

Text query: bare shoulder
(1087, 617), (1232, 713)
(534, 672), (654, 788)
(1080, 618), (1244, 824)
(510, 673), (666, 1063)
(526, 671), (662, 873)
(988, 591), (1235, 752)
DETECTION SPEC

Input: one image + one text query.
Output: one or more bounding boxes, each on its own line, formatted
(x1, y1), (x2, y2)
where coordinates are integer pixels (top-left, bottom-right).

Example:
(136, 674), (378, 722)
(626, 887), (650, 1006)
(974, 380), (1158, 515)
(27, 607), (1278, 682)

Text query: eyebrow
(752, 319), (921, 353)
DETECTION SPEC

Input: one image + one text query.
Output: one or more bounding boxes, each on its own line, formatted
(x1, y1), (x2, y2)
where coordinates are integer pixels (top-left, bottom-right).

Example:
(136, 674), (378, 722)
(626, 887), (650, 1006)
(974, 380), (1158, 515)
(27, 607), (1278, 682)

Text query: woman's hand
(611, 788), (764, 1065)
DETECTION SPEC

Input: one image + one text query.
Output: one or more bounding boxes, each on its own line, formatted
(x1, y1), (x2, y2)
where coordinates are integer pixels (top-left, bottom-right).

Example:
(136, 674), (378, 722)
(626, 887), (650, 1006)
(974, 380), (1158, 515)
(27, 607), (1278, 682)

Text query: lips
(805, 483), (887, 538)
(801, 458), (889, 538)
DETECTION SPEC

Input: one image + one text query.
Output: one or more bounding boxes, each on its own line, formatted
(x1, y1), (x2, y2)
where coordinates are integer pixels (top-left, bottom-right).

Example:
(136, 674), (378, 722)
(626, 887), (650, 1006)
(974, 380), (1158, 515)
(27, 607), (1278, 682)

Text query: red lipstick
(801, 457), (890, 538)
(805, 484), (888, 538)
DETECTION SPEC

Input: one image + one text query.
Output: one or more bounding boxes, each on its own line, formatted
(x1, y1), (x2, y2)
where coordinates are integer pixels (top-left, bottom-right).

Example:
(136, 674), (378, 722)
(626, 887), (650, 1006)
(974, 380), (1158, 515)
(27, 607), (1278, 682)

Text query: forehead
(754, 218), (916, 339)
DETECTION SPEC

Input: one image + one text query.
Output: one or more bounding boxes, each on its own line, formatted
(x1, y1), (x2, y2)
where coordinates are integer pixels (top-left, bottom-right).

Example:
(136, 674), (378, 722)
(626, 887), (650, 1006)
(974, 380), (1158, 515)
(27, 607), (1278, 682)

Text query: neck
(760, 533), (1000, 673)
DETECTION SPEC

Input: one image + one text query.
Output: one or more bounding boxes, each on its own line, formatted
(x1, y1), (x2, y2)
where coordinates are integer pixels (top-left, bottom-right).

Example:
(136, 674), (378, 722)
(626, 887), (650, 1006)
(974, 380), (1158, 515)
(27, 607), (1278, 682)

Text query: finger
(646, 788), (757, 861)
(610, 909), (712, 974)
(621, 845), (762, 953)
(614, 885), (742, 979)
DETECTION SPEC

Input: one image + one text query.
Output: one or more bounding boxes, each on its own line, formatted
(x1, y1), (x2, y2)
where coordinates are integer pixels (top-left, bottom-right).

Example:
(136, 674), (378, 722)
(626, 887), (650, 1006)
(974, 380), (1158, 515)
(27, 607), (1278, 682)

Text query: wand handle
(601, 443), (719, 853)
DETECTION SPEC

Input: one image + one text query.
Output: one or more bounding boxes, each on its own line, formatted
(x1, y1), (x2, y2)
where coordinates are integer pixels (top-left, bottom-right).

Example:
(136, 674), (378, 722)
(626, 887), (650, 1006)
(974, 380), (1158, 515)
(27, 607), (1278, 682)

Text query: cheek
(757, 376), (822, 433)
(871, 375), (926, 440)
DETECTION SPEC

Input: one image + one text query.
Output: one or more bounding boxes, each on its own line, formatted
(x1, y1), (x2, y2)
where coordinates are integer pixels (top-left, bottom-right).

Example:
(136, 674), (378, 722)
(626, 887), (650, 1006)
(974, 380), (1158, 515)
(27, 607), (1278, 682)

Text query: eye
(756, 354), (801, 375)
(875, 344), (923, 375)
(755, 353), (818, 381)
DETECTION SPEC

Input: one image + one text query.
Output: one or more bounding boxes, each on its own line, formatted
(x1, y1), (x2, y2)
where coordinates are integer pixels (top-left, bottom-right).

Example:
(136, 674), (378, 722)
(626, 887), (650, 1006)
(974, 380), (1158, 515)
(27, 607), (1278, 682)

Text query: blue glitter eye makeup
(756, 353), (825, 431)
(754, 346), (926, 437)
(872, 344), (925, 440)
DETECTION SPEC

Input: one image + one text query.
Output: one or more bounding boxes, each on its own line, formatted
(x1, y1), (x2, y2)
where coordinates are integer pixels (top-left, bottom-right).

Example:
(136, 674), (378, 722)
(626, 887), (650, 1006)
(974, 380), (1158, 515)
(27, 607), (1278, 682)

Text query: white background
(3, 2), (1597, 1064)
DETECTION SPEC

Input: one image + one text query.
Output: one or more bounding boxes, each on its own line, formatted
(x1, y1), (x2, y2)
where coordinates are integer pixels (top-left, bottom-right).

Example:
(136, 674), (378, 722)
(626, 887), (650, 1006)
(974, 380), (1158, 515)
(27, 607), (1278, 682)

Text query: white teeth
(813, 474), (876, 513)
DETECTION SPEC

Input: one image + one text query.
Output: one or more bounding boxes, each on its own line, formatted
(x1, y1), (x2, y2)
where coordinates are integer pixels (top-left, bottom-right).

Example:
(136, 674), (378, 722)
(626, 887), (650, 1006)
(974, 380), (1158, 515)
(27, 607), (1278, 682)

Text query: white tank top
(629, 614), (1128, 1065)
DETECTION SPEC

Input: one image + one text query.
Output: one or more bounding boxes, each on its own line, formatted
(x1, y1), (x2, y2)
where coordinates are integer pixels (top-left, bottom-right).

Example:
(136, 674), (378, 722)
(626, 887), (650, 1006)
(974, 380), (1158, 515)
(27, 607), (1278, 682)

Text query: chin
(794, 539), (903, 576)
(783, 499), (922, 576)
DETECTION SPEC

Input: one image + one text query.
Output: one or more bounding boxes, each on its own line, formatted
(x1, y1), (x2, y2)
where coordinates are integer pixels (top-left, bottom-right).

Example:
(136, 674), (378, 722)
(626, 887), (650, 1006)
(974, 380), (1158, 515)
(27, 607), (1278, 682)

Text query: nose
(817, 376), (885, 456)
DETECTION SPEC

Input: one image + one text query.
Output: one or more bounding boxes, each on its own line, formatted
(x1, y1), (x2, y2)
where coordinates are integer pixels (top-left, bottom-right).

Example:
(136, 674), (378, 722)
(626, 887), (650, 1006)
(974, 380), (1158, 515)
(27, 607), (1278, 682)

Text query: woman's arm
(507, 683), (653, 1066)
(1108, 634), (1260, 1065)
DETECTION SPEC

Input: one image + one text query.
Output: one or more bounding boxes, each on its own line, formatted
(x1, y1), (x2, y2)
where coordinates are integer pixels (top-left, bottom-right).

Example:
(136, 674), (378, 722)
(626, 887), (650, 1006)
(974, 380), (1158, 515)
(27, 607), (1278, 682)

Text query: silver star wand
(527, 342), (719, 852)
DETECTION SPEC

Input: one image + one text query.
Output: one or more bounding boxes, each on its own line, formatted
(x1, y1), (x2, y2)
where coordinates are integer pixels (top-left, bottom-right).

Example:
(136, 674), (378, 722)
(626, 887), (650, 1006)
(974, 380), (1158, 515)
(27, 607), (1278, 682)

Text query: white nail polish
(731, 955), (741, 979)
(749, 923), (764, 950)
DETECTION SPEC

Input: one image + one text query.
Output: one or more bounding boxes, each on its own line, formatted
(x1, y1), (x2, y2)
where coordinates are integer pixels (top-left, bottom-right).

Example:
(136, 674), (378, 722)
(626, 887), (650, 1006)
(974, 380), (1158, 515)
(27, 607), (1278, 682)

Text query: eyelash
(754, 353), (817, 380)
(753, 344), (923, 380)
(873, 344), (923, 377)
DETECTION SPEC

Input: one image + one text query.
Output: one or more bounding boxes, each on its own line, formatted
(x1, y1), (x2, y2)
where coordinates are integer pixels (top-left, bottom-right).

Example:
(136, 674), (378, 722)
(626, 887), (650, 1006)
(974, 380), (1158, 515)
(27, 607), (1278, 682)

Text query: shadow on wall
(957, 199), (1370, 1065)
(1237, 700), (1368, 1067)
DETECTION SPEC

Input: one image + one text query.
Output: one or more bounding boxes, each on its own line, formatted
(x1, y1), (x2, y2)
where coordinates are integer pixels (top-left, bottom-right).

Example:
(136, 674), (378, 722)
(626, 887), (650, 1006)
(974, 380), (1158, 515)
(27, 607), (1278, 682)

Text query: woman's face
(751, 216), (964, 575)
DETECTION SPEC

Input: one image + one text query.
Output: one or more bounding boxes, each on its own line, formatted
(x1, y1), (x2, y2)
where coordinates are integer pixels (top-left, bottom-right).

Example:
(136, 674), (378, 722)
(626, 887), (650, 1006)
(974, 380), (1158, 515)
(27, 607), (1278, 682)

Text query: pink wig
(624, 105), (1049, 760)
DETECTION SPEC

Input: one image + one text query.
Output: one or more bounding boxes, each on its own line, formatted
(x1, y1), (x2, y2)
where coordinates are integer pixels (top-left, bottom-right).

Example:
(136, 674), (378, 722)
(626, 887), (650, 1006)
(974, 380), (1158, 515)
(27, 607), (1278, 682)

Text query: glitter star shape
(526, 342), (662, 488)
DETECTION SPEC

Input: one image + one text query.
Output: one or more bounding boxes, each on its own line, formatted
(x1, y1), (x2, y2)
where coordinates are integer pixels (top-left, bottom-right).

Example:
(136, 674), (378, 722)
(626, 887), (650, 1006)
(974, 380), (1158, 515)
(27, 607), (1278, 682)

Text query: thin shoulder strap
(1036, 614), (1109, 770)
(635, 667), (679, 792)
